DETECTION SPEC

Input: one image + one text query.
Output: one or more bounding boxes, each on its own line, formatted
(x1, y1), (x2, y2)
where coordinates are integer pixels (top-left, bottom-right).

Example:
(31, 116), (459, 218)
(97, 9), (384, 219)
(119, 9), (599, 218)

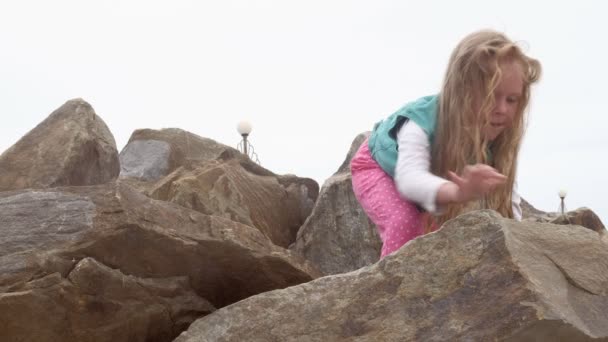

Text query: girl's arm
(394, 121), (450, 213)
(395, 121), (507, 213)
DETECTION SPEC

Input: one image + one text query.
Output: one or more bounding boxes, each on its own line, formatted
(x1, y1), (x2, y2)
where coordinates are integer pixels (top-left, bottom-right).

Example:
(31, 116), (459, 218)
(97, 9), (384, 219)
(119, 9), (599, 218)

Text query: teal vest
(368, 95), (438, 177)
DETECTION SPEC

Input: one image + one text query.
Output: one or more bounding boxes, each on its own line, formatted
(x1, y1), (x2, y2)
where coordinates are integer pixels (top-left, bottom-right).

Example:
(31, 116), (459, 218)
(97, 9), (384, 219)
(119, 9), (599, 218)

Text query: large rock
(146, 160), (317, 248)
(119, 128), (271, 182)
(0, 181), (319, 342)
(0, 99), (119, 191)
(291, 133), (381, 275)
(1, 257), (213, 342)
(120, 128), (318, 248)
(176, 210), (608, 341)
(548, 207), (606, 233)
(523, 205), (606, 233)
(519, 196), (604, 233)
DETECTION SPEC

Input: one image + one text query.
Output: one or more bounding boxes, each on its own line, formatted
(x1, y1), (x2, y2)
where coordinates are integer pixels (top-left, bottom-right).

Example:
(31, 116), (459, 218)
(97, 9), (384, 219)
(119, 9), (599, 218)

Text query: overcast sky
(1, 0), (607, 225)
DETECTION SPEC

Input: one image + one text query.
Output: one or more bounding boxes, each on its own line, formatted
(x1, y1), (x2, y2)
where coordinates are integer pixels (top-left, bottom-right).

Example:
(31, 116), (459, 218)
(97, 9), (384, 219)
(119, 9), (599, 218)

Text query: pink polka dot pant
(351, 138), (424, 258)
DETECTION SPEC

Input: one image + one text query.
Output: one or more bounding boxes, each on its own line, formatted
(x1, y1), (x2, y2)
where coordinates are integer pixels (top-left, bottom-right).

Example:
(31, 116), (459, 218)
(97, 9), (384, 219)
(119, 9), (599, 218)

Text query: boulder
(0, 99), (119, 191)
(1, 257), (213, 342)
(176, 210), (608, 342)
(548, 207), (606, 233)
(291, 133), (381, 275)
(523, 205), (606, 233)
(119, 128), (270, 182)
(120, 129), (318, 248)
(0, 181), (319, 342)
(144, 159), (318, 248)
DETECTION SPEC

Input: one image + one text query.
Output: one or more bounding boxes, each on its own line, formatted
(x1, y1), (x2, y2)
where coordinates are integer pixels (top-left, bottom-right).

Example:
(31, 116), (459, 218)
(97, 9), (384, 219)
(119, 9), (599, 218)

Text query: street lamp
(558, 189), (567, 216)
(236, 120), (260, 164)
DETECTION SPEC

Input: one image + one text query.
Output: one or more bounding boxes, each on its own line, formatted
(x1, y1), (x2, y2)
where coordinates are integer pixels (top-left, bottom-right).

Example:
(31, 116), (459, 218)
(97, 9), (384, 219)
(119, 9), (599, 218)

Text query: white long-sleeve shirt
(394, 120), (522, 221)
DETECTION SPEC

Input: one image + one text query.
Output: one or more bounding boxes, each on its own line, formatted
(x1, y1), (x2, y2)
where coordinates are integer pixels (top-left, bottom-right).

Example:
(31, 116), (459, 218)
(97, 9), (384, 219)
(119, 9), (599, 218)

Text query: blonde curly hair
(429, 30), (542, 231)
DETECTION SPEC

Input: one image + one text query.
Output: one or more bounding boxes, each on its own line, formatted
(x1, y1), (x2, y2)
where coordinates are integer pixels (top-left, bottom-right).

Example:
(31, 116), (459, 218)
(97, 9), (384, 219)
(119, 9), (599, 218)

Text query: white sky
(1, 0), (607, 225)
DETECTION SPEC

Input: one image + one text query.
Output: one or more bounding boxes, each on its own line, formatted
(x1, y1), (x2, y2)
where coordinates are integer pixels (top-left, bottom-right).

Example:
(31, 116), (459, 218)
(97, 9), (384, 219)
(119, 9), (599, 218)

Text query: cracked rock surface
(177, 210), (608, 342)
(0, 182), (318, 342)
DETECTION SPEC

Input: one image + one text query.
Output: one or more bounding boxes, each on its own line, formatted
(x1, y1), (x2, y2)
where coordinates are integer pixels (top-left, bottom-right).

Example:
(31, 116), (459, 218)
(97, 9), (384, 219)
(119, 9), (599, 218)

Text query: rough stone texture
(0, 99), (119, 191)
(119, 128), (319, 248)
(136, 159), (317, 249)
(119, 139), (172, 181)
(1, 258), (213, 342)
(548, 207), (606, 233)
(519, 197), (605, 233)
(119, 128), (272, 182)
(291, 133), (381, 275)
(523, 206), (606, 233)
(176, 210), (608, 342)
(0, 181), (319, 342)
(0, 191), (95, 256)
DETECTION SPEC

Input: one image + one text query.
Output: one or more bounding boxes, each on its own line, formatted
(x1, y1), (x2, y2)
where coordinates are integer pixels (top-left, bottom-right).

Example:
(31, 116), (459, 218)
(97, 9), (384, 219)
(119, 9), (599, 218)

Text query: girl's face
(484, 61), (524, 141)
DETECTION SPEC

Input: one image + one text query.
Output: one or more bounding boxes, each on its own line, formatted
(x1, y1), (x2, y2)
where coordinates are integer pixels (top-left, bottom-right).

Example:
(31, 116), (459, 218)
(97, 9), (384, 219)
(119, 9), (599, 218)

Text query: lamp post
(558, 189), (567, 216)
(236, 120), (260, 164)
(237, 121), (252, 156)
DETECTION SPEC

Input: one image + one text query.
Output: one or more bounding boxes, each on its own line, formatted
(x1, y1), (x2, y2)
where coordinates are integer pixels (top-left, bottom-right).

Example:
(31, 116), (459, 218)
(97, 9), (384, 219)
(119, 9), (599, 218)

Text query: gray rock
(119, 128), (270, 181)
(0, 181), (320, 342)
(0, 191), (95, 256)
(129, 158), (318, 249)
(176, 210), (608, 342)
(118, 128), (319, 248)
(291, 132), (381, 275)
(0, 257), (213, 342)
(119, 139), (171, 181)
(523, 205), (606, 233)
(548, 207), (606, 232)
(0, 99), (119, 191)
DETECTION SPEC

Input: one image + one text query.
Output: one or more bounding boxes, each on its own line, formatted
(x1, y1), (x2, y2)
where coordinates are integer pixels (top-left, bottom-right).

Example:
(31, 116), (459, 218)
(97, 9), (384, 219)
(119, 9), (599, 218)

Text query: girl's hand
(447, 164), (507, 203)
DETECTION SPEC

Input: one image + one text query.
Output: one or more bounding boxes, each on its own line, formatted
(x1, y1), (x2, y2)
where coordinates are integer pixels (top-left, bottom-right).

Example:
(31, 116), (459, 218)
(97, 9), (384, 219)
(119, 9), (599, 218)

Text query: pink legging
(351, 138), (425, 258)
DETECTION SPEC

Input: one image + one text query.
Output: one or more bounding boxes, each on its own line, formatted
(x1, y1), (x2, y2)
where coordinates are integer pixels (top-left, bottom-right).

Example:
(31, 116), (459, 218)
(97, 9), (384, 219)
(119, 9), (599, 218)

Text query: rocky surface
(520, 199), (605, 233)
(544, 208), (605, 233)
(0, 181), (319, 342)
(119, 128), (272, 182)
(177, 210), (608, 342)
(0, 99), (119, 191)
(2, 102), (607, 342)
(119, 128), (318, 248)
(291, 133), (381, 275)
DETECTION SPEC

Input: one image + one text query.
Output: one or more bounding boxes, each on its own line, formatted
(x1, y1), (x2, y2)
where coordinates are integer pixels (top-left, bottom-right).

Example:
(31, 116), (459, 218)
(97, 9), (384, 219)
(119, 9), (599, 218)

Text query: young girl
(351, 30), (542, 258)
